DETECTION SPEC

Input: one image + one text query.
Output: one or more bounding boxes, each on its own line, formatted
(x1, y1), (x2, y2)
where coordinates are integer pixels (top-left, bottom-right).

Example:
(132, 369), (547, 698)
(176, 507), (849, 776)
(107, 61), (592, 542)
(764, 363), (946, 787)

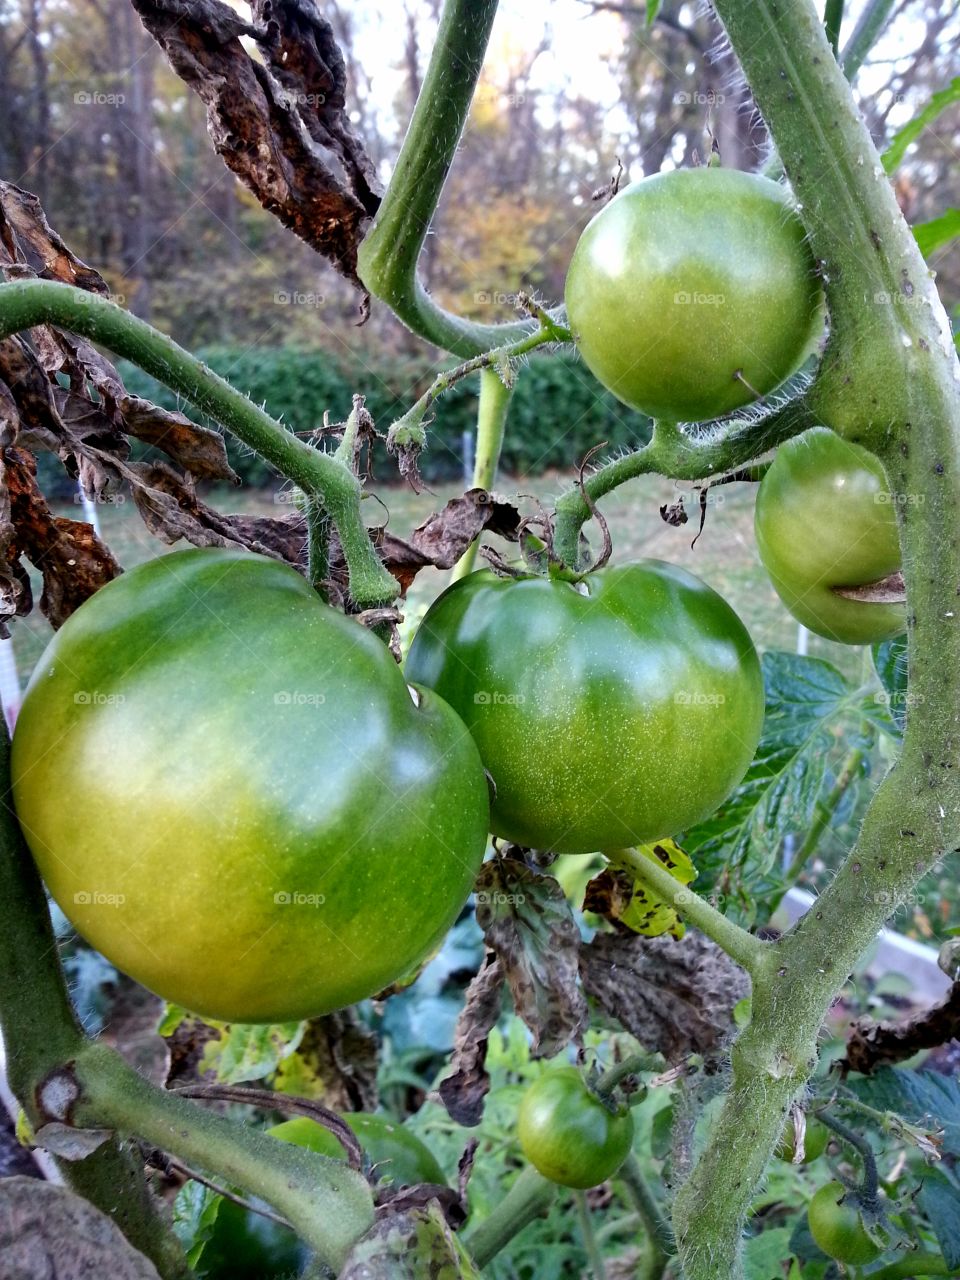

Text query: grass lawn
(11, 471), (865, 688)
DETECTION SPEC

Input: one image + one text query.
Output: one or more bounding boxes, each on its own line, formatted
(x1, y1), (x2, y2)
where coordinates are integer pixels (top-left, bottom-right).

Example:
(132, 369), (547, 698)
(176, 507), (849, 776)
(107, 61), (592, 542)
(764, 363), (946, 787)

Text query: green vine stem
(606, 848), (770, 979)
(64, 1043), (374, 1273)
(356, 0), (551, 357)
(840, 0), (898, 79)
(667, 0), (960, 1275)
(463, 1165), (556, 1268)
(0, 279), (398, 609)
(452, 368), (513, 580)
(575, 1190), (606, 1280)
(866, 1255), (951, 1279)
(552, 399), (818, 570)
(618, 1154), (674, 1275)
(0, 727), (191, 1280)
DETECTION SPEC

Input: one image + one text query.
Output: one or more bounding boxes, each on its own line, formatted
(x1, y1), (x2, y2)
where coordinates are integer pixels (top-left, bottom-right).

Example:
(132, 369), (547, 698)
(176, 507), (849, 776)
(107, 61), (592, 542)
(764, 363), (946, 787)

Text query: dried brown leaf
(437, 959), (504, 1127)
(579, 929), (749, 1063)
(0, 183), (109, 290)
(274, 1010), (379, 1112)
(475, 855), (587, 1059)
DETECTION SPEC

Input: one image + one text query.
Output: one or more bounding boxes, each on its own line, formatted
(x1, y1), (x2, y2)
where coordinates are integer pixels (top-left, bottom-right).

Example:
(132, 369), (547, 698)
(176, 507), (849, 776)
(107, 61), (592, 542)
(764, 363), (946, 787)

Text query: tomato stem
(551, 399), (817, 571)
(0, 279), (399, 610)
(463, 1164), (557, 1268)
(0, 728), (192, 1280)
(617, 1153), (675, 1268)
(452, 368), (514, 580)
(605, 848), (770, 980)
(574, 1190), (607, 1280)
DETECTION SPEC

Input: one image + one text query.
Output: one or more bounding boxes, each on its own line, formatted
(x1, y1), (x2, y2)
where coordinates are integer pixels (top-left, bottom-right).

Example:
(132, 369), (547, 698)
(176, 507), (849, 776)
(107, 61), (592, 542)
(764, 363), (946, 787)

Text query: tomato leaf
(743, 1225), (796, 1278)
(579, 930), (749, 1061)
(872, 633), (910, 732)
(646, 0), (662, 26)
(438, 959), (505, 1127)
(913, 207), (960, 257)
(161, 1007), (305, 1086)
(883, 77), (960, 174)
(172, 1180), (222, 1269)
(474, 854), (588, 1059)
(273, 1010), (379, 1110)
(918, 1175), (960, 1268)
(681, 651), (894, 906)
(340, 1201), (480, 1278)
(847, 1067), (960, 1157)
(0, 1178), (162, 1278)
(584, 840), (697, 939)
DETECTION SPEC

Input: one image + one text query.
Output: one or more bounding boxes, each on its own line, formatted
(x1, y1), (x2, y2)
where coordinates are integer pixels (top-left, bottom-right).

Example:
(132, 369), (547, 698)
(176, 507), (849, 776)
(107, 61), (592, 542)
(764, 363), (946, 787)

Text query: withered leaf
(0, 1177), (161, 1279)
(2, 448), (120, 628)
(475, 855), (587, 1059)
(340, 1201), (480, 1279)
(407, 489), (522, 567)
(438, 958), (504, 1127)
(132, 0), (379, 287)
(373, 1182), (467, 1230)
(273, 1010), (379, 1112)
(579, 930), (749, 1063)
(0, 183), (108, 291)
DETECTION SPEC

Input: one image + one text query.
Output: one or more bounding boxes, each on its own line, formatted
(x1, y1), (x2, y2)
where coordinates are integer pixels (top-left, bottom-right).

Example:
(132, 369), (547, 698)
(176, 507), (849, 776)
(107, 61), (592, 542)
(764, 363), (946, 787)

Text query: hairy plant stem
(669, 2), (960, 1276)
(0, 728), (191, 1279)
(552, 399), (818, 570)
(0, 280), (397, 609)
(464, 1165), (556, 1269)
(618, 1154), (674, 1277)
(840, 0), (898, 78)
(452, 368), (514, 580)
(357, 0), (546, 356)
(606, 849), (770, 980)
(575, 1190), (607, 1280)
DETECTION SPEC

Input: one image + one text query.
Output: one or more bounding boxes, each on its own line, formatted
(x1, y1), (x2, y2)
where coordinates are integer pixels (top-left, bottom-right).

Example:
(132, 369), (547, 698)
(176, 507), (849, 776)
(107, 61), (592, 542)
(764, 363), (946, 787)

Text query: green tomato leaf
(883, 77), (960, 173)
(872, 633), (909, 732)
(584, 840), (697, 939)
(918, 1176), (960, 1268)
(743, 1225), (796, 1278)
(645, 0), (662, 25)
(848, 1067), (960, 1157)
(202, 1020), (306, 1084)
(682, 652), (891, 900)
(913, 207), (960, 258)
(172, 1180), (222, 1269)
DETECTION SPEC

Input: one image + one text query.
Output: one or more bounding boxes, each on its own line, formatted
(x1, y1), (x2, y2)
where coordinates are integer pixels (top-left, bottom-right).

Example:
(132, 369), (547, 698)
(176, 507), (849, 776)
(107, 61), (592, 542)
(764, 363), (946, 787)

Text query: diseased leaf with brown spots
(0, 1178), (161, 1279)
(475, 854), (588, 1059)
(438, 959), (504, 1127)
(273, 1010), (379, 1112)
(340, 1200), (480, 1279)
(579, 929), (749, 1063)
(0, 182), (109, 291)
(131, 0), (379, 289)
(584, 841), (697, 940)
(1, 448), (120, 629)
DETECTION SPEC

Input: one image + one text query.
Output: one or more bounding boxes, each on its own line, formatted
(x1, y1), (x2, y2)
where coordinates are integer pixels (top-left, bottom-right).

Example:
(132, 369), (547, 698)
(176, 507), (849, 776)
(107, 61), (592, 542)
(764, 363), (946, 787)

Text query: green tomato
(518, 1068), (634, 1189)
(268, 1114), (446, 1187)
(755, 427), (905, 644)
(405, 562), (764, 854)
(775, 1115), (829, 1164)
(564, 167), (823, 422)
(11, 548), (489, 1023)
(807, 1182), (883, 1266)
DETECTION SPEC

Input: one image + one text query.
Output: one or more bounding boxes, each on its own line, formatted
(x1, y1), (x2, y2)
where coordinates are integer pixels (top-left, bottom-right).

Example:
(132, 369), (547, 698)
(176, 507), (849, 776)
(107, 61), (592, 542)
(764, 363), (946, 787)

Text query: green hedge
(115, 347), (651, 486)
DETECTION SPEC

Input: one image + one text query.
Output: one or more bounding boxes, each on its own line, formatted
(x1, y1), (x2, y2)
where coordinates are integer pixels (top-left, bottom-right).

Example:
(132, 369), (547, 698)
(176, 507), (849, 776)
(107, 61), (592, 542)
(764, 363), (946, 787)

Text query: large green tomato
(807, 1182), (883, 1266)
(564, 167), (823, 422)
(269, 1114), (446, 1187)
(197, 1198), (304, 1280)
(11, 549), (489, 1023)
(755, 427), (905, 645)
(518, 1068), (634, 1189)
(405, 562), (764, 854)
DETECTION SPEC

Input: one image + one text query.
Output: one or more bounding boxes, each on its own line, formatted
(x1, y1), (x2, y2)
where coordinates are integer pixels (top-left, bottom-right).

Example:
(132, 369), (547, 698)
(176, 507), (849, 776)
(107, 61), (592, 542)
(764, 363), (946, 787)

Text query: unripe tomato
(564, 167), (823, 422)
(269, 1114), (446, 1187)
(406, 562), (764, 854)
(12, 549), (489, 1023)
(518, 1068), (634, 1189)
(755, 427), (905, 645)
(197, 1198), (304, 1280)
(807, 1182), (883, 1265)
(775, 1115), (829, 1163)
